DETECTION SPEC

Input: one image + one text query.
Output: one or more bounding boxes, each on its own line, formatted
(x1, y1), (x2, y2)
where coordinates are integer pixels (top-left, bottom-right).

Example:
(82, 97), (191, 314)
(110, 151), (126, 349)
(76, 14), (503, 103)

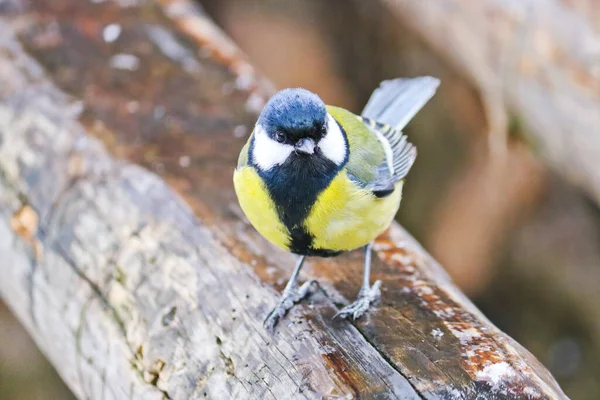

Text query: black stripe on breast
(256, 152), (339, 255)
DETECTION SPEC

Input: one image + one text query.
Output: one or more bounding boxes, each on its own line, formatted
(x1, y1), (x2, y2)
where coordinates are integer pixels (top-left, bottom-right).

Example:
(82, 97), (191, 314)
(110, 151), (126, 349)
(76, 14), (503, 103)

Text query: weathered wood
(0, 0), (568, 399)
(384, 0), (600, 205)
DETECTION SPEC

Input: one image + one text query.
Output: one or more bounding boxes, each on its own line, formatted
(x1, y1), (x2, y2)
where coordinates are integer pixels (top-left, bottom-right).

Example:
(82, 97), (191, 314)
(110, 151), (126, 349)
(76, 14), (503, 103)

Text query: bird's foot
(264, 280), (319, 331)
(335, 280), (382, 320)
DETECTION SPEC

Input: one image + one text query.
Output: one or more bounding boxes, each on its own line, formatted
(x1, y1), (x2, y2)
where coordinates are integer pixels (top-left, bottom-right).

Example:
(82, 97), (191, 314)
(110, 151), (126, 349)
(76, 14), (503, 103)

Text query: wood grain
(0, 0), (568, 398)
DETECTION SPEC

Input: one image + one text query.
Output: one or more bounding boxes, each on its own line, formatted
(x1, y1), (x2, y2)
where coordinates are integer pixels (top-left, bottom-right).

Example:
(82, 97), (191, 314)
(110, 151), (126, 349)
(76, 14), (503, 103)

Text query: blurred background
(1, 0), (599, 399)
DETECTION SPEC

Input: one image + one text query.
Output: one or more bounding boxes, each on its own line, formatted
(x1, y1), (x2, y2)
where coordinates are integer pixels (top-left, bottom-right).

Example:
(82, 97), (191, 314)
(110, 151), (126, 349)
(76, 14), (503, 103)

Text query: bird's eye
(274, 132), (285, 143)
(320, 123), (327, 135)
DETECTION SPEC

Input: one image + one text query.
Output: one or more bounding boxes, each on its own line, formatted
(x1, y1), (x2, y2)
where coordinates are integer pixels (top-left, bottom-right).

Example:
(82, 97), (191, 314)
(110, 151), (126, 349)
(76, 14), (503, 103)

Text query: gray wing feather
(360, 119), (417, 184)
(359, 76), (439, 193)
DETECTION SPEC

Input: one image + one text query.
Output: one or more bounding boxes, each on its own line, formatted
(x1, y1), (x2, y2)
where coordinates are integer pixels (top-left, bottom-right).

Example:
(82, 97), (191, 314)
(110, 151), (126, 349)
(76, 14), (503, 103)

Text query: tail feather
(361, 76), (440, 131)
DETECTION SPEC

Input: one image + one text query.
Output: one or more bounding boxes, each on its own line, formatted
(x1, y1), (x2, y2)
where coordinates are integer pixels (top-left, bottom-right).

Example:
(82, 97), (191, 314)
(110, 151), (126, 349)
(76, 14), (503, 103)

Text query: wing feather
(359, 117), (417, 182)
(355, 76), (439, 195)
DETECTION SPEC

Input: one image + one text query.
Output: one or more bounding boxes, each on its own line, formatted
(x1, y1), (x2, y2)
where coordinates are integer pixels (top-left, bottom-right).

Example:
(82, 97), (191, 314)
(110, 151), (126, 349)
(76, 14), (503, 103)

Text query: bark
(385, 0), (600, 204)
(0, 0), (568, 399)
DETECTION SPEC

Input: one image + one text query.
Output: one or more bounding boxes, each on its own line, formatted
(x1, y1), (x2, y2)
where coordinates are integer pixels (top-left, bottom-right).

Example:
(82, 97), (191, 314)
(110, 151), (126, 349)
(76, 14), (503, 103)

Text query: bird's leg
(264, 256), (319, 331)
(335, 241), (381, 320)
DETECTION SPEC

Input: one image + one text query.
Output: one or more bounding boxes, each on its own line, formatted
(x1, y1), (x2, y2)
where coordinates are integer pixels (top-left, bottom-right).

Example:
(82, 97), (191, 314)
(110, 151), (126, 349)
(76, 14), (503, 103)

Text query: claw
(264, 279), (319, 331)
(334, 280), (382, 321)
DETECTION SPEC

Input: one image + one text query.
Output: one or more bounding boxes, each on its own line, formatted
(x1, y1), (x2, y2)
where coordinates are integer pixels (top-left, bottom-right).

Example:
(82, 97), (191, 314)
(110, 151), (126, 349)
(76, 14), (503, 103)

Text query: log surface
(0, 0), (567, 399)
(386, 0), (600, 204)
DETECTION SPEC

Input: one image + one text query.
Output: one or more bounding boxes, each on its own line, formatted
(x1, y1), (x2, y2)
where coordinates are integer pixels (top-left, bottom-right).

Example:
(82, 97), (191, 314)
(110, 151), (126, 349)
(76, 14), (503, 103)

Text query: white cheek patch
(320, 114), (347, 165)
(251, 125), (293, 170)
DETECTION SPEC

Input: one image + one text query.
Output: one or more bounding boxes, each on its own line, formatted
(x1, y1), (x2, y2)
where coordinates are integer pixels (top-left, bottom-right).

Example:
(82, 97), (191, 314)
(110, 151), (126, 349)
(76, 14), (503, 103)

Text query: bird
(233, 76), (440, 330)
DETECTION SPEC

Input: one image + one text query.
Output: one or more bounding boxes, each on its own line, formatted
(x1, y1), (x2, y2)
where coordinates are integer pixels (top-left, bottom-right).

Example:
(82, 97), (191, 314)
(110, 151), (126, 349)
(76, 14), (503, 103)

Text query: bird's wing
(354, 76), (439, 196)
(358, 117), (417, 196)
(327, 105), (401, 197)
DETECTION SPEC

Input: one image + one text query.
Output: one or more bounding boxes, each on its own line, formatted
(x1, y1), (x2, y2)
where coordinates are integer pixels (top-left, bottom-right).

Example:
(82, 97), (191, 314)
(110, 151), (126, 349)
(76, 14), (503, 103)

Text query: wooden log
(0, 0), (568, 398)
(384, 0), (600, 205)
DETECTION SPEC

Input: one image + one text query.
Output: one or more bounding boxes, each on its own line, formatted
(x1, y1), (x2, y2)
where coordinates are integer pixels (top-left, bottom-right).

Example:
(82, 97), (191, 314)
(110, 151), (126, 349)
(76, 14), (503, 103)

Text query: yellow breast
(233, 167), (291, 251)
(305, 172), (403, 252)
(234, 167), (402, 254)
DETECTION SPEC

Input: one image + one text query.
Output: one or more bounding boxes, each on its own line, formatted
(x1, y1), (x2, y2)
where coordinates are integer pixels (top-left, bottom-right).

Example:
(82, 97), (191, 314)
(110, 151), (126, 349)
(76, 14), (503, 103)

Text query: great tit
(233, 77), (440, 330)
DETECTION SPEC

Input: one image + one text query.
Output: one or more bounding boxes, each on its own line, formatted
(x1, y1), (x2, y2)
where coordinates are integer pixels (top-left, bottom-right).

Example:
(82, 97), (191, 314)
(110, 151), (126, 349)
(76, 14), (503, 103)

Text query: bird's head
(250, 88), (347, 171)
